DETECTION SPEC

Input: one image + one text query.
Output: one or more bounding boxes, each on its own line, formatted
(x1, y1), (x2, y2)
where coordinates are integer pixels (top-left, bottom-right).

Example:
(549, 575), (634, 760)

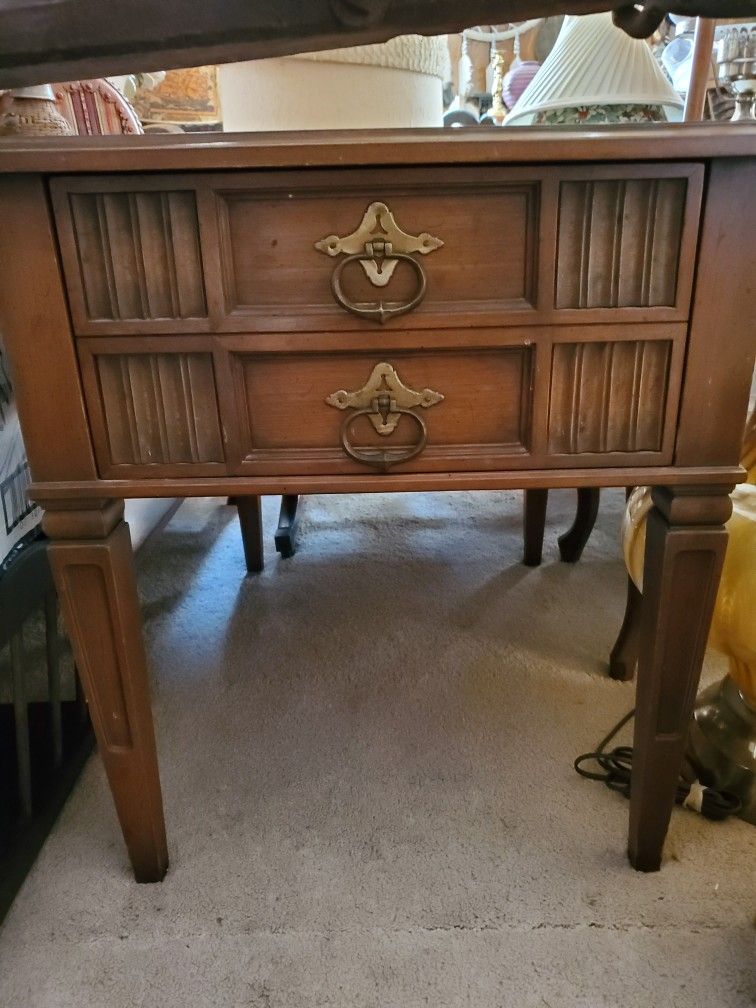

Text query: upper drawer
(209, 167), (541, 328)
(51, 163), (703, 336)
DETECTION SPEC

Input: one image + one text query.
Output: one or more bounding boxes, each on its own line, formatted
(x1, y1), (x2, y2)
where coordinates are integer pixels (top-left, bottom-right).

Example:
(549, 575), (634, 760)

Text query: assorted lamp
(505, 13), (684, 125)
(715, 23), (756, 121)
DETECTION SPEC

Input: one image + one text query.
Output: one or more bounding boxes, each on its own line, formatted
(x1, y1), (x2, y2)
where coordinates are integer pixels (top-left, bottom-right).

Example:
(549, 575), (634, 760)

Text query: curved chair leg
(523, 489), (548, 566)
(558, 487), (600, 563)
(274, 495), (300, 559)
(609, 576), (643, 681)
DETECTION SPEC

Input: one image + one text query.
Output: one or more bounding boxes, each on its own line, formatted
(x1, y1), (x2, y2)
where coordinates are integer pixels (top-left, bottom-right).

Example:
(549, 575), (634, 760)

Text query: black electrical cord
(574, 708), (742, 822)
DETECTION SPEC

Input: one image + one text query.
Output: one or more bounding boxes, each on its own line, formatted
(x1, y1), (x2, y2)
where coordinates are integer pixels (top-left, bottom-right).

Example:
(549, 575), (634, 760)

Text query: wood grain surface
(1, 127), (752, 879)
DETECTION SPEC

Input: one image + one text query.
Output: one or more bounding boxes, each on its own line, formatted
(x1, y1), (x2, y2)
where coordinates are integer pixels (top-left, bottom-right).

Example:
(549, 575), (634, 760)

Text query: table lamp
(505, 12), (684, 125)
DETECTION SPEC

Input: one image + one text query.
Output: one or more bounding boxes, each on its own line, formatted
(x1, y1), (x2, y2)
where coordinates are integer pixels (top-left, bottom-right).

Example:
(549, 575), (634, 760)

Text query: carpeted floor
(0, 489), (753, 1008)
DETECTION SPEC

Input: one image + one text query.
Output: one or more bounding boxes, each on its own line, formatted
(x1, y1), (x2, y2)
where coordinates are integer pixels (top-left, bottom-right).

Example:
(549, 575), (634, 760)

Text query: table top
(0, 123), (754, 174)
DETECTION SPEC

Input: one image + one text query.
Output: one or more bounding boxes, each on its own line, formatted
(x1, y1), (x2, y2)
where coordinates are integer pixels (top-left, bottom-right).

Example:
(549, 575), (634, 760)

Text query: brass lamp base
(685, 676), (756, 825)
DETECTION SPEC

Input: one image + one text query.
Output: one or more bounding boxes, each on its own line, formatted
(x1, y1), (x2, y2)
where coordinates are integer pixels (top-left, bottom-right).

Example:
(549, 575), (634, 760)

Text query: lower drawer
(77, 324), (685, 479)
(219, 345), (533, 475)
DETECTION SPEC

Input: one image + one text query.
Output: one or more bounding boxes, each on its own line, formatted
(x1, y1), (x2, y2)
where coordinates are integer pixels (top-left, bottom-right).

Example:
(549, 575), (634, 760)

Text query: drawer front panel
(53, 183), (208, 332)
(78, 342), (226, 478)
(548, 339), (672, 454)
(76, 322), (685, 479)
(215, 178), (539, 322)
(221, 345), (533, 475)
(53, 164), (702, 337)
(556, 177), (686, 309)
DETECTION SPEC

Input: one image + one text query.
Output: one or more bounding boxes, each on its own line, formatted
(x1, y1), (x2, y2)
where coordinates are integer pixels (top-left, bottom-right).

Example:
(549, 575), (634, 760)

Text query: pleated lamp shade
(505, 13), (684, 125)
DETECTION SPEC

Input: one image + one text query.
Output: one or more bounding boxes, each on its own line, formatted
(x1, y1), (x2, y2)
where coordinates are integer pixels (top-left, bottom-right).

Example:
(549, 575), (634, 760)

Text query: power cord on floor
(574, 709), (741, 822)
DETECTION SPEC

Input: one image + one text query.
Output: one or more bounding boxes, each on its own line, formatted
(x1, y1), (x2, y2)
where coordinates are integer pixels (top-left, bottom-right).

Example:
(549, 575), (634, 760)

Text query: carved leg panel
(628, 486), (731, 872)
(44, 500), (168, 882)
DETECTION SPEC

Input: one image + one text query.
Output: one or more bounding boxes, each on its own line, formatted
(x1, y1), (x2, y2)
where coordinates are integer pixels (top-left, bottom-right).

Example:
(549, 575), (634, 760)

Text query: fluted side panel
(96, 353), (223, 465)
(70, 191), (207, 321)
(548, 340), (671, 454)
(556, 178), (686, 309)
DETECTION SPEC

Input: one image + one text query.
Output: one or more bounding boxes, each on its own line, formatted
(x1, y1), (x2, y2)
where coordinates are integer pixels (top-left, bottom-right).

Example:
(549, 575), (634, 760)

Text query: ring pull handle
(325, 362), (444, 471)
(331, 250), (426, 325)
(340, 403), (427, 471)
(314, 202), (442, 325)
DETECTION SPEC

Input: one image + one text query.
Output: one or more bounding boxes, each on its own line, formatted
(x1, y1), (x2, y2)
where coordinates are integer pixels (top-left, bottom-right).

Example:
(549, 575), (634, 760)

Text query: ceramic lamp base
(685, 676), (756, 825)
(0, 93), (74, 136)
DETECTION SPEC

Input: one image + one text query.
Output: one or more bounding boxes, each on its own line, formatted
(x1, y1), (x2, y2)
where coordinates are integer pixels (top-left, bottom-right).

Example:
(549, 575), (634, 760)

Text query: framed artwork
(132, 66), (221, 127)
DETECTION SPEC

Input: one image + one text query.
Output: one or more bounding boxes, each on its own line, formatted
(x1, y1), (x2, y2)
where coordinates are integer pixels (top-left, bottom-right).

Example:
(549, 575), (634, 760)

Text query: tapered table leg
(628, 485), (731, 872)
(523, 489), (548, 566)
(43, 499), (168, 882)
(234, 495), (264, 574)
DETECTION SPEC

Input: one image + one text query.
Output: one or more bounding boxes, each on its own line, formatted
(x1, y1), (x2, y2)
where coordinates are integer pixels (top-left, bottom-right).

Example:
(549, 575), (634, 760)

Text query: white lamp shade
(505, 13), (684, 125)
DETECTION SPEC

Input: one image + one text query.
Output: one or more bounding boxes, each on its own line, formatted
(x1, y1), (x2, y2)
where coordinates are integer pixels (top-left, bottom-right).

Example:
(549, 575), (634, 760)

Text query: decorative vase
(0, 85), (74, 137)
(502, 60), (540, 110)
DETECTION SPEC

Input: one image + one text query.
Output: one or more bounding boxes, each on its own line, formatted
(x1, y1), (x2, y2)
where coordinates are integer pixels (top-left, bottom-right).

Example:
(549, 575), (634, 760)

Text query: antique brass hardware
(326, 362), (443, 470)
(331, 246), (426, 324)
(315, 202), (442, 324)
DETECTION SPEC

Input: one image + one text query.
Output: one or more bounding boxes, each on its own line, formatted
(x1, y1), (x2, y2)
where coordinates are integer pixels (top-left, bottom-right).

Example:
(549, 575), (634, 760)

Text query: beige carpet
(0, 489), (753, 1008)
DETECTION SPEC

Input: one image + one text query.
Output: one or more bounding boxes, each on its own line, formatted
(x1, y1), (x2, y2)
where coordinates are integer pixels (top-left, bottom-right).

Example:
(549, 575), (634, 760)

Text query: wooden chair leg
(44, 588), (63, 767)
(234, 496), (264, 574)
(523, 489), (548, 566)
(628, 485), (730, 872)
(558, 487), (600, 563)
(10, 630), (32, 820)
(609, 577), (643, 681)
(44, 499), (168, 883)
(274, 495), (300, 559)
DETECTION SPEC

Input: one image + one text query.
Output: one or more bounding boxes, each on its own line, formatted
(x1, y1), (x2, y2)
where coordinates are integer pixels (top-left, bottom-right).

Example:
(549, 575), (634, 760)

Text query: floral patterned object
(534, 103), (665, 124)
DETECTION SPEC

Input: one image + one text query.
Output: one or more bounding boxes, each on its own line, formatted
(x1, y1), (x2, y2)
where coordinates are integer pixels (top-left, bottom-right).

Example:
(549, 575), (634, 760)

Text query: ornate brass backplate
(326, 362), (443, 470)
(316, 202), (442, 286)
(315, 202), (443, 323)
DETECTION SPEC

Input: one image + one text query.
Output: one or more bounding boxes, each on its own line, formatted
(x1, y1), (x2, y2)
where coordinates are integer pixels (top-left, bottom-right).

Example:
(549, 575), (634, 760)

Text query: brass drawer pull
(326, 361), (443, 471)
(315, 201), (442, 325)
(331, 247), (426, 324)
(340, 406), (427, 469)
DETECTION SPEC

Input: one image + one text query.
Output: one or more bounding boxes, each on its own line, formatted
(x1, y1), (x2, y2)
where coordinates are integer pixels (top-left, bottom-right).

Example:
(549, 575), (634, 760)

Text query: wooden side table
(0, 126), (753, 881)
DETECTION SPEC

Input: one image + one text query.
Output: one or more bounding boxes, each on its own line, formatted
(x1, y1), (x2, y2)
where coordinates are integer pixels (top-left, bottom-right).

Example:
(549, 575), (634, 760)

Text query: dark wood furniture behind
(238, 487), (598, 569)
(0, 126), (753, 882)
(0, 534), (93, 921)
